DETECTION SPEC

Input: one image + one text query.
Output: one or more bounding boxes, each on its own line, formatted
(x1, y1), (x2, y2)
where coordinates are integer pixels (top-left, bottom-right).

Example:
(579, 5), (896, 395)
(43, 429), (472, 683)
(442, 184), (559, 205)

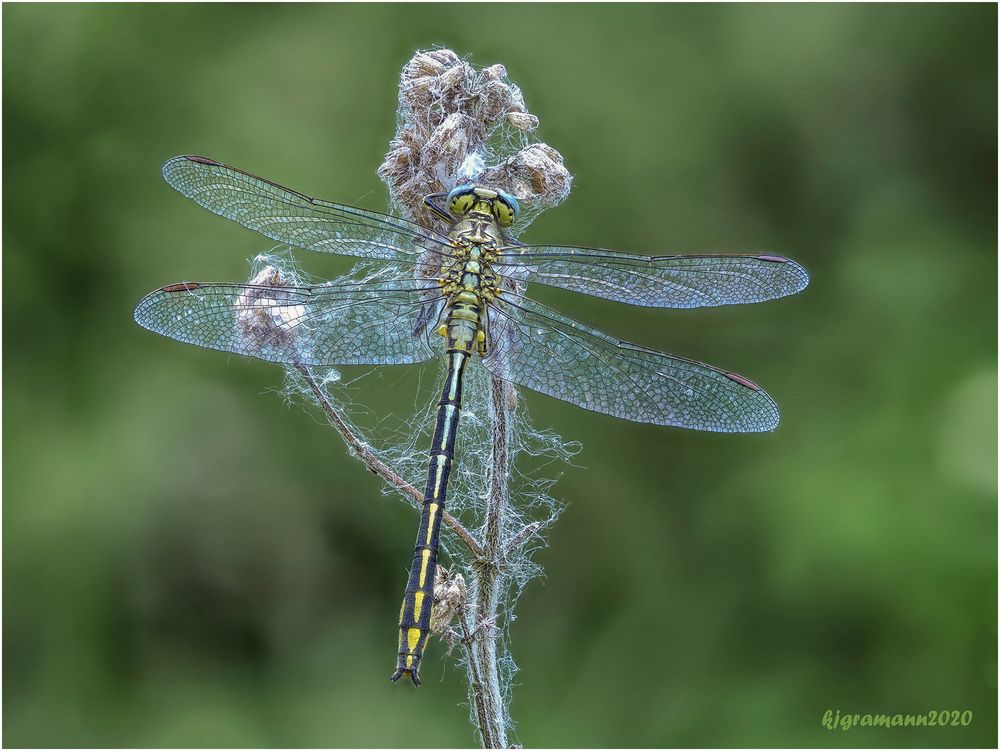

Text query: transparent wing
(483, 293), (780, 432)
(134, 279), (444, 367)
(162, 156), (454, 261)
(495, 246), (809, 308)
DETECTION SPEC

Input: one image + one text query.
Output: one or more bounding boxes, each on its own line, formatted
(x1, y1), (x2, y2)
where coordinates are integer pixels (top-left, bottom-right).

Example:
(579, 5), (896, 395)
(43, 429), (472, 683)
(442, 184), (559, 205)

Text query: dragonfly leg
(423, 192), (451, 222)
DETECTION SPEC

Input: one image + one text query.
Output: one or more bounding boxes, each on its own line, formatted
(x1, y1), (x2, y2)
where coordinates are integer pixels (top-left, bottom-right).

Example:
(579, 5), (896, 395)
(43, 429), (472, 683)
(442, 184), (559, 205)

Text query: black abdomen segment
(391, 349), (469, 685)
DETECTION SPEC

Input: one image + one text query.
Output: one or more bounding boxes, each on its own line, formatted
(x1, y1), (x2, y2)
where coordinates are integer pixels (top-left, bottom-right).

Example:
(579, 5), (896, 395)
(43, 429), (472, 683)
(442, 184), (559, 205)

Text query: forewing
(483, 294), (780, 432)
(134, 280), (443, 367)
(162, 156), (453, 261)
(496, 246), (809, 308)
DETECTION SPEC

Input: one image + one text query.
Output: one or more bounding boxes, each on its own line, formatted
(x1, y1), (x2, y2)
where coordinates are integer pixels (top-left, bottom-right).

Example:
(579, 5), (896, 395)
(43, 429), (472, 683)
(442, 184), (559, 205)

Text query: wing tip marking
(159, 282), (201, 293)
(180, 155), (220, 166)
(723, 371), (762, 391)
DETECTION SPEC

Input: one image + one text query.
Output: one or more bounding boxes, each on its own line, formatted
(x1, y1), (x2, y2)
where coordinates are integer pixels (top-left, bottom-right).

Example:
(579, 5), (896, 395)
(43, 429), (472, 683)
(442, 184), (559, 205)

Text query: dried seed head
(404, 48), (461, 79)
(235, 265), (305, 352)
(380, 48), (573, 231)
(506, 111), (539, 132)
(481, 63), (507, 82)
(480, 143), (572, 203)
(481, 79), (514, 123)
(424, 112), (474, 185)
(430, 565), (468, 634)
(508, 85), (527, 114)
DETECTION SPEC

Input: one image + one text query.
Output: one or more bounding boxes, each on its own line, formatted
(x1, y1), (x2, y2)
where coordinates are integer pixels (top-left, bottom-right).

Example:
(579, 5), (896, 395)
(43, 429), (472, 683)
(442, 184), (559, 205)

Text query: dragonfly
(134, 156), (809, 686)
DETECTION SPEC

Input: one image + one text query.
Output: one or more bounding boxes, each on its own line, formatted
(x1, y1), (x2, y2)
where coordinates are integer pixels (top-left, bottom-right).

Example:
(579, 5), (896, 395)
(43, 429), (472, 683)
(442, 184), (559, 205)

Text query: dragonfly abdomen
(391, 295), (482, 685)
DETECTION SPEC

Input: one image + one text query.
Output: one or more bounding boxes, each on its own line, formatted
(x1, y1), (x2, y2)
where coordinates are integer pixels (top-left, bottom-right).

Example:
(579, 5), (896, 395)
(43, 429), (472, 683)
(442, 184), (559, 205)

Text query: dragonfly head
(446, 185), (520, 228)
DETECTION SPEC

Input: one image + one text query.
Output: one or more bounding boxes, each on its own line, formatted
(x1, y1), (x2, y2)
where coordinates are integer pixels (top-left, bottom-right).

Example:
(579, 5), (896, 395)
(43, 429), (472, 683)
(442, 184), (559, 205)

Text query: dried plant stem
(295, 364), (481, 558)
(458, 608), (498, 749)
(463, 373), (515, 748)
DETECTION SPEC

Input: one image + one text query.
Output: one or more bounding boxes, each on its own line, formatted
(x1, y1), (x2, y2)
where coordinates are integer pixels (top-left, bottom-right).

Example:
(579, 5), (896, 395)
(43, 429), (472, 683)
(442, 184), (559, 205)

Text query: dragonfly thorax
(436, 223), (505, 357)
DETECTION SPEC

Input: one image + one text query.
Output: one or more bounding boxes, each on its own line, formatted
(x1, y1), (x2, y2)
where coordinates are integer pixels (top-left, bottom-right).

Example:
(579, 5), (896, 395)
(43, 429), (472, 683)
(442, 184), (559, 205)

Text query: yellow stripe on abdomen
(391, 315), (476, 686)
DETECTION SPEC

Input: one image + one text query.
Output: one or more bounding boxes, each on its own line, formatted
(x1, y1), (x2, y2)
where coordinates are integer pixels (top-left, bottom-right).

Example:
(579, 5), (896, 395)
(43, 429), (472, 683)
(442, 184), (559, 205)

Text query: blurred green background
(3, 3), (996, 747)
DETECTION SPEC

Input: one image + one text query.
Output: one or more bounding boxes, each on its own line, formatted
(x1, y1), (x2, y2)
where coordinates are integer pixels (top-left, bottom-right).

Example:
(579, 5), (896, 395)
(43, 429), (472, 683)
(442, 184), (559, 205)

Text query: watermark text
(821, 709), (973, 731)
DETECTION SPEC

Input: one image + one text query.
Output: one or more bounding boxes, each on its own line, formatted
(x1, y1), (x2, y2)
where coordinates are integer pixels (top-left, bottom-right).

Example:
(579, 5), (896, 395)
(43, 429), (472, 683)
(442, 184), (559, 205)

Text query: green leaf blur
(3, 4), (996, 747)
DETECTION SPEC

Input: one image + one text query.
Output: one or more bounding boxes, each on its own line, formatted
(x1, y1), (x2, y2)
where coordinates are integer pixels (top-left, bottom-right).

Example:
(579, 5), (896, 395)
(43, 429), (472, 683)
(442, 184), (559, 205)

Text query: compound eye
(493, 201), (515, 227)
(493, 191), (520, 228)
(447, 185), (475, 217)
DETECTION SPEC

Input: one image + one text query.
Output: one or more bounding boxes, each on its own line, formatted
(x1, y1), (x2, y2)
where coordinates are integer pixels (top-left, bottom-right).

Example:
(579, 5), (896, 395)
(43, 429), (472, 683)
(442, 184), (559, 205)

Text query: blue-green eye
(447, 185), (475, 217)
(493, 190), (519, 227)
(447, 185), (474, 202)
(498, 190), (519, 216)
